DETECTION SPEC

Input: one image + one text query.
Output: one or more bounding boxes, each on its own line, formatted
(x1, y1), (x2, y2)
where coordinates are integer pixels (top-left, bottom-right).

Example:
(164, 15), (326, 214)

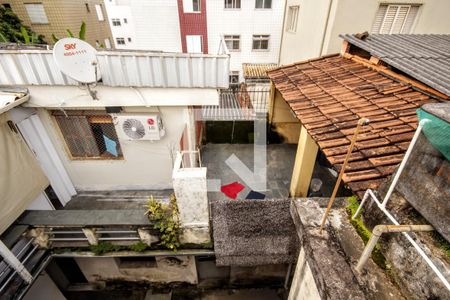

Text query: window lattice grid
(252, 35), (270, 50)
(224, 35), (240, 51)
(372, 4), (420, 34)
(53, 111), (123, 159)
(225, 0), (241, 9)
(112, 18), (121, 26)
(286, 6), (299, 32)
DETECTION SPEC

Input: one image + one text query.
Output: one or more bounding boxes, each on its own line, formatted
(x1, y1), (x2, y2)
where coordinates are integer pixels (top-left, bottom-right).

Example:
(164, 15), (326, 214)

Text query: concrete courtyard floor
(202, 143), (297, 202)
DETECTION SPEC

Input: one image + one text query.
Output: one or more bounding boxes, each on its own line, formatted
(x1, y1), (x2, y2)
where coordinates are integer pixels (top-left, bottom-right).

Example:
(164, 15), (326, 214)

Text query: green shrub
(145, 194), (181, 251)
(346, 196), (387, 269)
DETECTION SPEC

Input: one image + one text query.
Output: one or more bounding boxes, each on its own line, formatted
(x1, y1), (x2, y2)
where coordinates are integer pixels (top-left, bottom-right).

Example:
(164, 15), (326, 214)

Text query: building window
(255, 0), (271, 9)
(286, 6), (299, 32)
(104, 38), (111, 49)
(116, 37), (125, 45)
(2, 3), (11, 9)
(123, 18), (128, 23)
(112, 18), (121, 26)
(225, 0), (240, 9)
(229, 71), (240, 85)
(183, 0), (201, 13)
(127, 37), (132, 42)
(24, 3), (49, 24)
(186, 35), (202, 53)
(372, 4), (420, 34)
(53, 111), (123, 159)
(85, 3), (90, 13)
(95, 4), (104, 21)
(252, 35), (269, 50)
(224, 35), (240, 51)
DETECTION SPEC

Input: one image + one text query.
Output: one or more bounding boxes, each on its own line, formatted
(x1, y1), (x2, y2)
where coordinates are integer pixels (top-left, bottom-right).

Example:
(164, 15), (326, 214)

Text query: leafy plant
(0, 7), (45, 44)
(52, 21), (86, 42)
(89, 242), (122, 255)
(145, 194), (181, 251)
(128, 241), (150, 252)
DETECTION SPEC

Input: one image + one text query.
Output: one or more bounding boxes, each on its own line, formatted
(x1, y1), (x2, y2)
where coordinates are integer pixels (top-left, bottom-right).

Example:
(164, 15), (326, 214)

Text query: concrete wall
(270, 89), (301, 143)
(288, 247), (321, 300)
(75, 255), (198, 284)
(279, 0), (331, 65)
(207, 0), (285, 80)
(279, 0), (450, 65)
(23, 272), (66, 300)
(38, 105), (188, 191)
(1, 0), (113, 47)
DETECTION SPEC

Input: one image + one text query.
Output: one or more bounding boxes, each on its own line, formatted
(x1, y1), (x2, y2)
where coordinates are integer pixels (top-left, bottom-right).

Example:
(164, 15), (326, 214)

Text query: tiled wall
(206, 0), (285, 80)
(176, 0), (208, 53)
(1, 0), (113, 47)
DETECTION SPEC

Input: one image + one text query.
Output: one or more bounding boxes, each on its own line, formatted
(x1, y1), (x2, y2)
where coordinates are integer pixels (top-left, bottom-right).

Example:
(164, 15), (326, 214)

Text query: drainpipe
(355, 224), (434, 273)
(0, 241), (33, 283)
(319, 0), (334, 57)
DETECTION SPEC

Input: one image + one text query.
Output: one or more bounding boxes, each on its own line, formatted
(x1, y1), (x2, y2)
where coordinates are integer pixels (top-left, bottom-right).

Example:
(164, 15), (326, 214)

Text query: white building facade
(104, 0), (182, 51)
(279, 0), (450, 65)
(207, 0), (286, 81)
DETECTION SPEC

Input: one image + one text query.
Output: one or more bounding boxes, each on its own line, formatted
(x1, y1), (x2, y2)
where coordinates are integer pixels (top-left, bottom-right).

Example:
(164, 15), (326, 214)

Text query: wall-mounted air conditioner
(114, 114), (165, 141)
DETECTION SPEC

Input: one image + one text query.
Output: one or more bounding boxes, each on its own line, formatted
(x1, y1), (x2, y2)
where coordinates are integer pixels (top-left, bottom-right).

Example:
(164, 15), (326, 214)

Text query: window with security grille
(372, 4), (420, 34)
(24, 3), (49, 24)
(225, 0), (240, 9)
(112, 18), (121, 26)
(224, 35), (240, 51)
(255, 0), (271, 9)
(53, 111), (123, 159)
(286, 6), (299, 32)
(252, 35), (269, 50)
(116, 37), (125, 45)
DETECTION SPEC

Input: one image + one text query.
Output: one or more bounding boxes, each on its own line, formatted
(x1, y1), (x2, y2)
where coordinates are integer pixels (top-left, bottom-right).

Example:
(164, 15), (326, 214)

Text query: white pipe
(381, 119), (430, 208)
(356, 224), (434, 272)
(0, 241), (33, 284)
(354, 189), (450, 290)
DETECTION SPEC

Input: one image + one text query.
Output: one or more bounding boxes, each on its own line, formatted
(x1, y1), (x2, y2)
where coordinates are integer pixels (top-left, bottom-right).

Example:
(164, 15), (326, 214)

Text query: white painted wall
(104, 0), (182, 51)
(37, 104), (189, 191)
(207, 0), (285, 81)
(104, 0), (136, 49)
(279, 0), (450, 65)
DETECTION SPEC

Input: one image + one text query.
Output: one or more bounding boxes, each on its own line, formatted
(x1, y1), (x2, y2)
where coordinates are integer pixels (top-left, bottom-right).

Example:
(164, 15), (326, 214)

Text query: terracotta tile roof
(268, 55), (437, 198)
(243, 63), (278, 79)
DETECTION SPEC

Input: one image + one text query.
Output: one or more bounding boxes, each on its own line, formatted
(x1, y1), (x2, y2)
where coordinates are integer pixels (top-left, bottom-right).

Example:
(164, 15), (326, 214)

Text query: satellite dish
(53, 38), (101, 83)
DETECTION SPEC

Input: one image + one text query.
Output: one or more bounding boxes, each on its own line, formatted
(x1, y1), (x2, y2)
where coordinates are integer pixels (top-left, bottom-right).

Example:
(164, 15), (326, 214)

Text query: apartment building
(104, 0), (182, 51)
(103, 0), (285, 82)
(0, 0), (114, 48)
(207, 0), (285, 81)
(279, 0), (450, 65)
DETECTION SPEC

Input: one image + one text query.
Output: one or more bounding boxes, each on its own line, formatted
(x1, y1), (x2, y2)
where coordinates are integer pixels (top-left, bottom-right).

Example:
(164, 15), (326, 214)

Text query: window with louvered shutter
(371, 4), (420, 34)
(53, 111), (123, 159)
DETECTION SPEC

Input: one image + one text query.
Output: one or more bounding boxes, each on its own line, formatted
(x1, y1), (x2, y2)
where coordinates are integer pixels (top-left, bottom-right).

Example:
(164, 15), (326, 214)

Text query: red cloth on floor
(221, 181), (245, 199)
